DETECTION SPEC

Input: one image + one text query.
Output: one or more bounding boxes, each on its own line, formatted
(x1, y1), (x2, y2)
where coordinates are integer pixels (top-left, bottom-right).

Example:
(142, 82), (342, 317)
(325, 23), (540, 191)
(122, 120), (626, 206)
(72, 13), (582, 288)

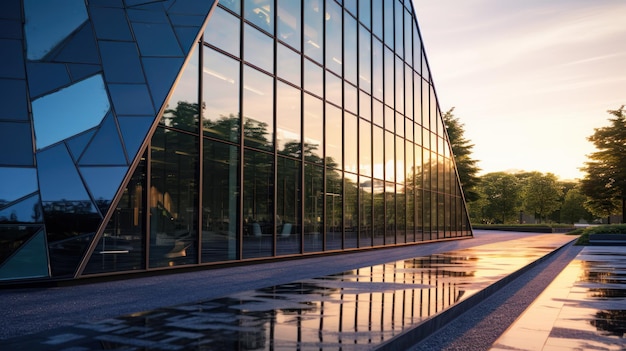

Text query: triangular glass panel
(118, 116), (154, 161)
(142, 57), (184, 112)
(80, 166), (128, 215)
(66, 128), (96, 162)
(0, 167), (38, 205)
(26, 62), (71, 99)
(51, 21), (100, 64)
(173, 26), (201, 54)
(68, 63), (102, 82)
(0, 193), (43, 223)
(0, 225), (40, 266)
(79, 113), (127, 166)
(36, 143), (93, 204)
(168, 0), (216, 15)
(0, 228), (48, 280)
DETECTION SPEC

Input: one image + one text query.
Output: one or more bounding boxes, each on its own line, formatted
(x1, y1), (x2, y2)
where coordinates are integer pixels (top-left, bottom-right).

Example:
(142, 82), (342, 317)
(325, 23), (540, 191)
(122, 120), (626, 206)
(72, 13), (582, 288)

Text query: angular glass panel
(303, 0), (323, 63)
(126, 8), (168, 23)
(0, 79), (27, 120)
(80, 166), (128, 214)
(359, 119), (372, 177)
(277, 43), (301, 86)
(303, 93), (323, 163)
(325, 1), (342, 75)
(325, 71), (342, 106)
(325, 103), (342, 169)
(277, 0), (301, 50)
(0, 122), (34, 166)
(68, 64), (101, 82)
(244, 23), (273, 73)
(276, 82), (301, 156)
(23, 0), (87, 60)
(0, 40), (25, 81)
(344, 173), (358, 249)
(108, 83), (154, 116)
(37, 143), (94, 202)
(52, 22), (99, 64)
(344, 12), (357, 84)
(359, 176), (372, 247)
(243, 66), (273, 151)
(32, 74), (110, 150)
(66, 129), (96, 161)
(0, 229), (48, 280)
(359, 0), (371, 29)
(150, 128), (198, 268)
(326, 167), (342, 250)
(303, 58), (323, 97)
(344, 113), (358, 174)
(242, 148), (274, 259)
(132, 22), (182, 57)
(167, 0), (216, 15)
(303, 163), (322, 253)
(118, 116), (153, 161)
(99, 41), (144, 83)
(358, 24), (371, 94)
(79, 112), (127, 166)
(83, 157), (146, 274)
(0, 168), (38, 205)
(91, 7), (133, 40)
(26, 62), (71, 98)
(244, 0), (273, 34)
(202, 140), (239, 263)
(0, 225), (39, 266)
(276, 156), (301, 256)
(174, 25), (202, 52)
(202, 47), (240, 142)
(146, 56), (188, 126)
(204, 5), (240, 56)
(0, 194), (42, 224)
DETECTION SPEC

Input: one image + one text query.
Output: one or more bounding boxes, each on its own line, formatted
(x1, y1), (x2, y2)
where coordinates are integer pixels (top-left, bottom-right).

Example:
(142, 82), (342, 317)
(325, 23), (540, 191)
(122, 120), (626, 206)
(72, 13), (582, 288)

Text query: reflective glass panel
(204, 6), (240, 56)
(372, 178), (384, 245)
(344, 173), (357, 249)
(79, 112), (127, 166)
(23, 0), (87, 60)
(325, 103), (342, 169)
(32, 74), (109, 150)
(99, 41), (143, 83)
(344, 113), (358, 174)
(277, 43), (301, 86)
(359, 118), (372, 177)
(303, 0), (323, 63)
(243, 66), (273, 151)
(396, 135), (405, 185)
(372, 126), (384, 180)
(384, 105), (394, 133)
(202, 47), (240, 142)
(303, 163), (323, 252)
(325, 1), (342, 75)
(202, 139), (239, 263)
(0, 79), (27, 121)
(325, 71), (342, 106)
(0, 122), (34, 166)
(359, 91), (371, 121)
(359, 176), (372, 247)
(132, 22), (181, 57)
(161, 48), (199, 133)
(325, 167), (342, 250)
(303, 93), (323, 163)
(404, 9), (413, 64)
(358, 24), (371, 93)
(0, 168), (37, 204)
(244, 0), (273, 34)
(413, 24), (422, 73)
(385, 181), (396, 244)
(220, 0), (241, 14)
(384, 47), (394, 107)
(242, 148), (274, 259)
(276, 156), (301, 256)
(394, 0), (403, 58)
(414, 73), (422, 126)
(244, 23), (274, 73)
(344, 83), (357, 114)
(372, 38), (383, 100)
(303, 59), (323, 97)
(373, 98), (383, 127)
(149, 128), (198, 268)
(395, 56), (404, 114)
(359, 0), (371, 29)
(344, 12), (357, 84)
(79, 166), (128, 214)
(383, 0), (394, 49)
(405, 63), (413, 119)
(83, 158), (146, 274)
(371, 0), (382, 39)
(0, 226), (39, 267)
(276, 82), (301, 156)
(385, 131), (395, 182)
(277, 0), (301, 50)
(0, 194), (42, 224)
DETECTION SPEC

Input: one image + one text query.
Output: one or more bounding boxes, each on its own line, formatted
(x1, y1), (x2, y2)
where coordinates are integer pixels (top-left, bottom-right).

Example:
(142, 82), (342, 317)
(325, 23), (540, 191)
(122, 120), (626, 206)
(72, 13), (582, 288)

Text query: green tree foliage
(442, 108), (481, 202)
(521, 172), (563, 223)
(477, 172), (522, 223)
(560, 188), (593, 224)
(580, 106), (626, 222)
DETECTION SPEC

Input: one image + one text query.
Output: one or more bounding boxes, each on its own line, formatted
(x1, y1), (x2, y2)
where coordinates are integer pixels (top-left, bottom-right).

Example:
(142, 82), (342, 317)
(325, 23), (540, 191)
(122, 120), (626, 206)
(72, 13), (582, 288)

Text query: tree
(580, 106), (626, 223)
(521, 172), (563, 223)
(443, 108), (481, 202)
(560, 187), (593, 224)
(479, 172), (522, 223)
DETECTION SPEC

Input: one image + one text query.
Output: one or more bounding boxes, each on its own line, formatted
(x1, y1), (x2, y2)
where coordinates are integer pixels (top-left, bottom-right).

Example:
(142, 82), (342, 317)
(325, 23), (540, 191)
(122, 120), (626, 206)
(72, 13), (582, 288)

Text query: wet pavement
(491, 245), (626, 351)
(1, 233), (578, 350)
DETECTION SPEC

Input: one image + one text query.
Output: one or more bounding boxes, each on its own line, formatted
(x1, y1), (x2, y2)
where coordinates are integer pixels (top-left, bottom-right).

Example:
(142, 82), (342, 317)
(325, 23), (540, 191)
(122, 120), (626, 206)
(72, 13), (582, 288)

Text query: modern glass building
(0, 0), (471, 284)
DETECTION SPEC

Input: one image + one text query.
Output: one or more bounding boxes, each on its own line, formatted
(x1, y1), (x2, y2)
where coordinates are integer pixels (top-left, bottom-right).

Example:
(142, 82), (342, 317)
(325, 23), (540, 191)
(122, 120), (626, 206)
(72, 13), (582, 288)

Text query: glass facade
(0, 0), (471, 284)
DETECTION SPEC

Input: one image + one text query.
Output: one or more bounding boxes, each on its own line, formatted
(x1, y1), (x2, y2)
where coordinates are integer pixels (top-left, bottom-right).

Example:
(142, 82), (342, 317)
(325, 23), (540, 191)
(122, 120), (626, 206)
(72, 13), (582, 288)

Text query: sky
(412, 0), (626, 181)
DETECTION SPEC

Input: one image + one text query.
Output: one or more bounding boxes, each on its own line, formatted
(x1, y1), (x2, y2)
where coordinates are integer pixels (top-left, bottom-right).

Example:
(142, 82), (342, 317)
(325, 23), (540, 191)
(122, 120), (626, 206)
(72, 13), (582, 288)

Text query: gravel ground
(409, 241), (582, 351)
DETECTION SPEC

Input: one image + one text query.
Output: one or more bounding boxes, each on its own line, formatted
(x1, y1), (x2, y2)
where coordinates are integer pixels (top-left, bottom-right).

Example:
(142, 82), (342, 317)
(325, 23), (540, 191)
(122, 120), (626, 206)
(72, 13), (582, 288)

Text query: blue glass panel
(26, 62), (71, 98)
(143, 57), (184, 112)
(125, 0), (164, 8)
(0, 225), (40, 267)
(66, 129), (96, 161)
(162, 48), (198, 133)
(79, 113), (127, 166)
(68, 64), (101, 82)
(0, 194), (42, 223)
(0, 19), (22, 39)
(80, 166), (128, 214)
(127, 8), (168, 23)
(0, 229), (49, 280)
(204, 6), (240, 56)
(174, 25), (202, 54)
(88, 0), (124, 7)
(0, 0), (21, 20)
(132, 22), (182, 57)
(23, 0), (88, 60)
(32, 74), (110, 150)
(0, 39), (25, 79)
(219, 0), (241, 15)
(100, 41), (144, 83)
(118, 116), (153, 160)
(37, 144), (92, 203)
(0, 168), (38, 204)
(244, 0), (273, 35)
(108, 83), (154, 116)
(0, 122), (34, 166)
(52, 22), (100, 64)
(0, 79), (28, 120)
(168, 0), (216, 15)
(90, 7), (132, 40)
(170, 14), (205, 27)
